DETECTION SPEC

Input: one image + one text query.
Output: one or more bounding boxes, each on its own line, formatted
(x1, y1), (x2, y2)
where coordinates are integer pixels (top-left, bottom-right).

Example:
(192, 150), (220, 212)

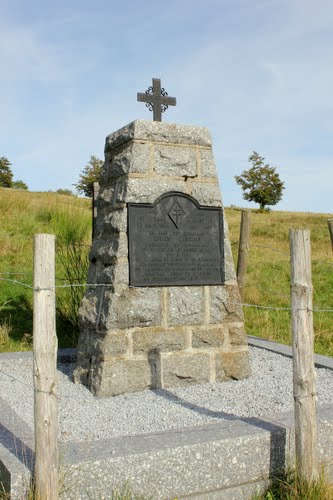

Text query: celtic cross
(137, 78), (176, 121)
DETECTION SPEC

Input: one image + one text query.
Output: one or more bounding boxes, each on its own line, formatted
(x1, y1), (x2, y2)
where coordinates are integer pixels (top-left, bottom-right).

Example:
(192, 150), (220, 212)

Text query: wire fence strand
(0, 277), (34, 289)
(250, 243), (290, 257)
(247, 282), (290, 299)
(1, 276), (333, 313)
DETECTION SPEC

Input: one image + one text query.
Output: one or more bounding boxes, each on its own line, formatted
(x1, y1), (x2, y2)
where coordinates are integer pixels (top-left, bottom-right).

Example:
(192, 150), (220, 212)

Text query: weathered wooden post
(289, 229), (318, 482)
(33, 234), (58, 500)
(327, 219), (333, 252)
(237, 210), (251, 301)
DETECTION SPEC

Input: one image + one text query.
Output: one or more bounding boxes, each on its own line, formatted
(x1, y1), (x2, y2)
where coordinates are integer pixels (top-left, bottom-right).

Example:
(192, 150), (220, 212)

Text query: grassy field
(0, 188), (332, 356)
(0, 188), (91, 351)
(227, 207), (333, 356)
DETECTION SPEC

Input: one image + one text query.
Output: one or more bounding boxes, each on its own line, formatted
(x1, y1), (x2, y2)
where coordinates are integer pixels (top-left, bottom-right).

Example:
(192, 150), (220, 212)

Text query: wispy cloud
(0, 0), (332, 213)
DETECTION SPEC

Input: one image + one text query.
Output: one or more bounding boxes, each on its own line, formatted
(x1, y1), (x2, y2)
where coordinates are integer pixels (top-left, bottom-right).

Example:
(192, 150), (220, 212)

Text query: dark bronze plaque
(128, 192), (224, 287)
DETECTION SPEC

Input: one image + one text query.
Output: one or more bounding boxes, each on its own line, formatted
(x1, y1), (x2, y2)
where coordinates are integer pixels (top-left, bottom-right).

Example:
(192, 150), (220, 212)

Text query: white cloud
(0, 0), (332, 212)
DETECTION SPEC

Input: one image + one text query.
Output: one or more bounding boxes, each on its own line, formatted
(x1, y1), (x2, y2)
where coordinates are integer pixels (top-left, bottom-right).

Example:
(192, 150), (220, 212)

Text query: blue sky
(1, 0), (332, 213)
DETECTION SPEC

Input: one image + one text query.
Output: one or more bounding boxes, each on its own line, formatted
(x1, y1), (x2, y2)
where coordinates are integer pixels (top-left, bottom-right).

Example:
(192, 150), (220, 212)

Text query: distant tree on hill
(75, 155), (103, 197)
(0, 156), (13, 188)
(12, 179), (28, 190)
(235, 151), (285, 211)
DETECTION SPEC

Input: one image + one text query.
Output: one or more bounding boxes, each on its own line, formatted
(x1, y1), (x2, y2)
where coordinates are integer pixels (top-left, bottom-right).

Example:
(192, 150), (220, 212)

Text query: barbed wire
(0, 277), (111, 290)
(226, 299), (333, 313)
(230, 240), (290, 256)
(246, 282), (290, 299)
(35, 283), (112, 290)
(0, 277), (34, 289)
(250, 243), (290, 257)
(0, 235), (32, 240)
(0, 235), (91, 248)
(0, 272), (33, 276)
(231, 240), (333, 269)
(1, 276), (332, 313)
(312, 259), (333, 269)
(0, 272), (87, 282)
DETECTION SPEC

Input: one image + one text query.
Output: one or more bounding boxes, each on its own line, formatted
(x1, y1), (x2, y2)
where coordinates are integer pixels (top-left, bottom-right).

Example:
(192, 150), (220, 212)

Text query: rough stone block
(209, 286), (228, 323)
(130, 142), (151, 173)
(224, 236), (237, 282)
(224, 283), (244, 322)
(210, 284), (244, 323)
(154, 144), (197, 177)
(191, 325), (225, 348)
(102, 207), (128, 233)
(100, 287), (162, 330)
(78, 288), (102, 329)
(86, 261), (98, 285)
(215, 350), (251, 381)
(228, 323), (248, 346)
(126, 178), (186, 204)
(99, 180), (127, 207)
(200, 149), (217, 178)
(74, 331), (130, 386)
(89, 233), (127, 265)
(91, 259), (128, 287)
(161, 352), (212, 387)
(92, 358), (152, 396)
(113, 263), (129, 285)
(104, 120), (212, 152)
(97, 331), (129, 356)
(132, 329), (190, 354)
(191, 182), (222, 207)
(109, 150), (131, 178)
(168, 286), (204, 326)
(102, 141), (151, 180)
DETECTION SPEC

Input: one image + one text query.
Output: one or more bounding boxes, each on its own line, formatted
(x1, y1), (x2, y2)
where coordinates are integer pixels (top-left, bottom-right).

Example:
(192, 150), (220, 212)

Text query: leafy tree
(235, 151), (285, 211)
(75, 155), (103, 197)
(12, 179), (28, 190)
(56, 188), (74, 196)
(0, 156), (13, 188)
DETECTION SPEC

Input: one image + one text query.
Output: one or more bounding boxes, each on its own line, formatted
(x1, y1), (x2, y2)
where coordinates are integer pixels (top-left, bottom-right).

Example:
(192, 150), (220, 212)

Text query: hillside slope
(0, 188), (332, 355)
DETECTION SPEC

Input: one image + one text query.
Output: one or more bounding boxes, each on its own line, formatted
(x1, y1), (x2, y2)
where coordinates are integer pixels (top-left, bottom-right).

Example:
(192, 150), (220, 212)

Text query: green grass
(226, 208), (333, 356)
(0, 188), (91, 351)
(0, 188), (332, 356)
(252, 466), (333, 499)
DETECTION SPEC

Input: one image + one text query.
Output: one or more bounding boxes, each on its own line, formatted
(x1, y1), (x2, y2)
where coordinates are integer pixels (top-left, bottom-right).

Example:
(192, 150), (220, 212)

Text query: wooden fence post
(327, 219), (333, 252)
(237, 210), (251, 301)
(289, 229), (318, 482)
(33, 234), (58, 500)
(92, 182), (100, 239)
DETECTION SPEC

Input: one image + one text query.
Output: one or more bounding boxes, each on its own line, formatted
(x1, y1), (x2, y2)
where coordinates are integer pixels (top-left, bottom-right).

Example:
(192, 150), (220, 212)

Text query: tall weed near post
(0, 302), (11, 349)
(252, 466), (333, 499)
(50, 205), (91, 345)
(0, 190), (91, 351)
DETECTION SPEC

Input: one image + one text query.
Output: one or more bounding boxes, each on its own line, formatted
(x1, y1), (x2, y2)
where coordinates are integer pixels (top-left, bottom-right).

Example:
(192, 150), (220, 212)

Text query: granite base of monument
(73, 120), (250, 396)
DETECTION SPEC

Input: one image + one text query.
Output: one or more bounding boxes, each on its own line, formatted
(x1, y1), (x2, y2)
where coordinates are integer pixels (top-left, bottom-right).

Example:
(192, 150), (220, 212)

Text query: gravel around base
(1, 346), (333, 442)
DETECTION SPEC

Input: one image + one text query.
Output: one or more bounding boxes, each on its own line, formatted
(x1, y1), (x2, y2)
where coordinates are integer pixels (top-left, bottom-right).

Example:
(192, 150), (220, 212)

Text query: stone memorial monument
(74, 78), (250, 396)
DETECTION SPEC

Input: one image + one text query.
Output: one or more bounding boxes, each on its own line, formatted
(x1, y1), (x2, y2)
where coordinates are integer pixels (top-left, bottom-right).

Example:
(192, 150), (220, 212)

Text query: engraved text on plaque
(128, 192), (224, 286)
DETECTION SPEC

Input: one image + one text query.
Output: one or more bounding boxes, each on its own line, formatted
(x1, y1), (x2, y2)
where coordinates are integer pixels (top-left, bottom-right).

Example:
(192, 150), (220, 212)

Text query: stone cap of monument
(104, 120), (212, 153)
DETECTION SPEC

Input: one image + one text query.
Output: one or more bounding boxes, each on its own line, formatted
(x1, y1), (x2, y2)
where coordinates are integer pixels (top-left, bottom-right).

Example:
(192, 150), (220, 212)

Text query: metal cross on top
(137, 78), (176, 121)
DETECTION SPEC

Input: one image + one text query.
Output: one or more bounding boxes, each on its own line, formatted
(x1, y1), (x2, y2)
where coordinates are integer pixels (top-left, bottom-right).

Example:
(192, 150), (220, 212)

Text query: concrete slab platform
(1, 339), (332, 499)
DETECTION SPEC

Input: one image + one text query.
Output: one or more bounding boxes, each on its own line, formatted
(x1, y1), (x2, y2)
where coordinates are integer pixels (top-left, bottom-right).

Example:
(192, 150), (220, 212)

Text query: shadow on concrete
(0, 422), (34, 471)
(154, 388), (287, 478)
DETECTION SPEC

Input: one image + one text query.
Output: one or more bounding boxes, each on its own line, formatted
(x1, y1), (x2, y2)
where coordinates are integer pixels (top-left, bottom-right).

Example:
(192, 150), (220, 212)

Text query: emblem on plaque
(168, 201), (185, 228)
(128, 192), (224, 287)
